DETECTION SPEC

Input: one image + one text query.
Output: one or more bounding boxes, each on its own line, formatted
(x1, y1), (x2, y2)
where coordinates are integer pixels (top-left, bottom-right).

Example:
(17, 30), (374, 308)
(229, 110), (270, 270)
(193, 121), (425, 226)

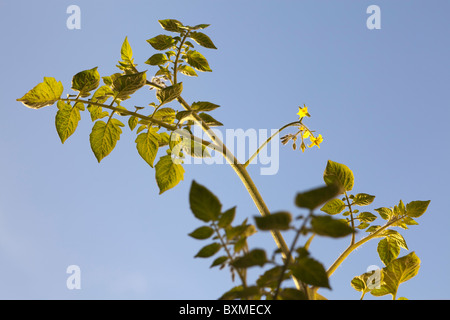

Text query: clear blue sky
(1, 0), (449, 299)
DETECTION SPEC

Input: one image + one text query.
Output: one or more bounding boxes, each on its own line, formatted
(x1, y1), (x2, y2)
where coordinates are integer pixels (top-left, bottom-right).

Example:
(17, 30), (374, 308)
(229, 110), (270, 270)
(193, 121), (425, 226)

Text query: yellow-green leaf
(55, 100), (81, 144)
(17, 77), (63, 109)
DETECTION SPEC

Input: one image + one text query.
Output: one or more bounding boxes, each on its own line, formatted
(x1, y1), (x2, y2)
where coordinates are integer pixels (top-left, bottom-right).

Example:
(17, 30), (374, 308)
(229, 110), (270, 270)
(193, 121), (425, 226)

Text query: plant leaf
(311, 215), (354, 238)
(198, 112), (223, 126)
(71, 67), (100, 97)
(323, 160), (354, 192)
(111, 71), (147, 101)
(158, 19), (184, 33)
(120, 36), (133, 63)
(186, 50), (212, 72)
(156, 83), (183, 106)
(154, 155), (184, 194)
(231, 249), (267, 268)
(17, 77), (63, 109)
(189, 31), (217, 49)
(145, 53), (169, 66)
(55, 100), (81, 143)
(378, 237), (401, 266)
(191, 101), (220, 112)
(189, 180), (222, 222)
(147, 34), (175, 50)
(320, 198), (346, 215)
(254, 211), (292, 231)
(295, 184), (342, 210)
(135, 128), (159, 167)
(218, 207), (236, 228)
(188, 226), (214, 240)
(406, 200), (430, 218)
(290, 257), (330, 289)
(178, 64), (198, 77)
(194, 242), (221, 258)
(353, 193), (376, 206)
(89, 118), (124, 162)
(371, 252), (421, 299)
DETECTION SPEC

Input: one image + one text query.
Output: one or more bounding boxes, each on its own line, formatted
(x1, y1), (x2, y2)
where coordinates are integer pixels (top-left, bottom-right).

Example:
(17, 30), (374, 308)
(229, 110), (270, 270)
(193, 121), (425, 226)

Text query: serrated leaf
(156, 82), (183, 106)
(189, 226), (214, 240)
(323, 160), (354, 192)
(371, 252), (420, 299)
(353, 193), (376, 206)
(279, 288), (308, 300)
(406, 200), (430, 218)
(147, 34), (175, 50)
(290, 257), (330, 289)
(186, 50), (212, 72)
(254, 211), (292, 231)
(55, 101), (81, 143)
(357, 211), (377, 223)
(154, 155), (184, 194)
(111, 71), (147, 101)
(71, 67), (100, 97)
(158, 19), (184, 33)
(135, 128), (159, 168)
(191, 101), (220, 112)
(89, 118), (124, 162)
(178, 64), (198, 77)
(17, 77), (63, 109)
(189, 180), (222, 222)
(153, 107), (176, 123)
(145, 53), (169, 66)
(375, 207), (393, 220)
(189, 31), (217, 49)
(311, 215), (354, 238)
(320, 198), (346, 215)
(231, 249), (267, 268)
(218, 207), (236, 228)
(194, 242), (221, 258)
(295, 184), (342, 210)
(378, 237), (401, 266)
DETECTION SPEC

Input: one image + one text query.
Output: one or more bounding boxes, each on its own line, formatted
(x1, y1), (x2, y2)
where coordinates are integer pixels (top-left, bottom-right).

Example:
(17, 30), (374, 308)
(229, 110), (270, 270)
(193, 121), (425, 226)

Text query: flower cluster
(281, 105), (323, 152)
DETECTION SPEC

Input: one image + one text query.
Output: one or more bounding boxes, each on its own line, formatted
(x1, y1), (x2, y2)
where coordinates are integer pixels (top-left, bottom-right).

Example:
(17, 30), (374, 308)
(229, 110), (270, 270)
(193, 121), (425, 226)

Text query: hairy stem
(143, 77), (305, 292)
(344, 192), (356, 245)
(173, 31), (190, 84)
(244, 121), (301, 168)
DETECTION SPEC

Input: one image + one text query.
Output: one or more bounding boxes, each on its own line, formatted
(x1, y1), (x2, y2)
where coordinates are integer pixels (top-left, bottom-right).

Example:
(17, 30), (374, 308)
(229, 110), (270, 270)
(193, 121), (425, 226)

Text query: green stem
(61, 98), (218, 152)
(244, 121), (301, 168)
(273, 210), (314, 300)
(212, 222), (247, 288)
(310, 215), (406, 295)
(173, 31), (190, 84)
(174, 95), (304, 292)
(344, 192), (356, 245)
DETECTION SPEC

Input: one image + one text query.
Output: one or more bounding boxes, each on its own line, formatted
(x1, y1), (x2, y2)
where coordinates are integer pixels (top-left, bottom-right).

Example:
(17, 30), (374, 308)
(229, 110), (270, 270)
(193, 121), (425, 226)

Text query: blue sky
(1, 0), (449, 299)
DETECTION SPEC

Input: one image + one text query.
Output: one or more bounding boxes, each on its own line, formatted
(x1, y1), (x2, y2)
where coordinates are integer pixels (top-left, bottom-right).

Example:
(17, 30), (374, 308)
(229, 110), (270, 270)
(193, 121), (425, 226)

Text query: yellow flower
(302, 130), (310, 139)
(309, 134), (323, 148)
(297, 105), (310, 119)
